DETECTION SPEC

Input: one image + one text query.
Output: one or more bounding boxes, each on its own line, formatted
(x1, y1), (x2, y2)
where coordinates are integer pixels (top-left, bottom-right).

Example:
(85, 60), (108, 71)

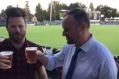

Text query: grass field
(0, 25), (119, 55)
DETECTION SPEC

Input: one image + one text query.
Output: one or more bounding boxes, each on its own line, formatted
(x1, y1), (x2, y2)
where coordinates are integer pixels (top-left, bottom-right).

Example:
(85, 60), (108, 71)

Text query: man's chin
(10, 37), (24, 44)
(67, 41), (74, 44)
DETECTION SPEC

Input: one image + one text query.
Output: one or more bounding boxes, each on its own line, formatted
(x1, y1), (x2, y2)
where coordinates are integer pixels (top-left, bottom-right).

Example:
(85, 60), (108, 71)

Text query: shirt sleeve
(46, 45), (68, 70)
(98, 58), (118, 79)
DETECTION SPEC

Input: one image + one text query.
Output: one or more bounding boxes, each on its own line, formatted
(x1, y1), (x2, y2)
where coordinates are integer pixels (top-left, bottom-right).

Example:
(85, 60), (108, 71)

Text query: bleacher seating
(99, 21), (119, 25)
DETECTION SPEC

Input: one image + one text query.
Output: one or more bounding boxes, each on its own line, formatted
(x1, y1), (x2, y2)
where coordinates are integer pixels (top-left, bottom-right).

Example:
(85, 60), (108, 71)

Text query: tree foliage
(35, 3), (48, 22)
(48, 1), (68, 20)
(68, 2), (86, 10)
(89, 2), (94, 11)
(24, 1), (32, 21)
(96, 5), (119, 18)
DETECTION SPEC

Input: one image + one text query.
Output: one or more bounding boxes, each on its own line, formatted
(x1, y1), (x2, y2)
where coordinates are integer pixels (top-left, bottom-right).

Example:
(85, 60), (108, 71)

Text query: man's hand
(0, 56), (11, 69)
(36, 50), (48, 67)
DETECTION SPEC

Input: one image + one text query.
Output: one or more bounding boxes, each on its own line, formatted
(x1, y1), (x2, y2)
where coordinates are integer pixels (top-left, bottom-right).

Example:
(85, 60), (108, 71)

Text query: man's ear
(76, 25), (82, 36)
(81, 22), (87, 29)
(77, 22), (87, 36)
(79, 22), (88, 33)
(76, 23), (85, 31)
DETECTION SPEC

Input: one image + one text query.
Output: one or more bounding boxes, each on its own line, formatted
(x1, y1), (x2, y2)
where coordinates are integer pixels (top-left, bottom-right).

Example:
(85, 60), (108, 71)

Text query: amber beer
(25, 47), (38, 64)
(0, 51), (13, 69)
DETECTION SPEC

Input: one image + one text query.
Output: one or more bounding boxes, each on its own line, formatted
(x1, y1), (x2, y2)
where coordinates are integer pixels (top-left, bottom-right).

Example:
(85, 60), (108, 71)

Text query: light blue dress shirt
(46, 36), (118, 79)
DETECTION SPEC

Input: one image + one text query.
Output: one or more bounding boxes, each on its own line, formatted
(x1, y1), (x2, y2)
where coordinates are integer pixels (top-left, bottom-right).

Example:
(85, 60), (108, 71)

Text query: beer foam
(26, 47), (38, 51)
(0, 51), (13, 56)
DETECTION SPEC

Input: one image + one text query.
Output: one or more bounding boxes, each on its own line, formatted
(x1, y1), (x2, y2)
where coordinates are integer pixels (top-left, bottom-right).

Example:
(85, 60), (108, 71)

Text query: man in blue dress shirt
(37, 9), (118, 79)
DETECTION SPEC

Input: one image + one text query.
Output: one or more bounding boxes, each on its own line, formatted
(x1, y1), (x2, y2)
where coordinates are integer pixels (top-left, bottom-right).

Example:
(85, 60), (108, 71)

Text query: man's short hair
(5, 7), (26, 26)
(64, 9), (90, 28)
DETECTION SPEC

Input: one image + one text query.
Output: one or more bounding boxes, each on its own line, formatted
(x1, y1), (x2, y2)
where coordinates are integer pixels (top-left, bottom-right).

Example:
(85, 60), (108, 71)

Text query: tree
(96, 5), (118, 18)
(35, 3), (48, 22)
(35, 3), (43, 21)
(68, 2), (86, 10)
(48, 1), (60, 21)
(0, 9), (6, 21)
(89, 2), (94, 11)
(0, 5), (13, 21)
(111, 9), (117, 17)
(48, 1), (68, 20)
(7, 5), (13, 9)
(60, 3), (68, 10)
(24, 1), (32, 21)
(42, 10), (49, 20)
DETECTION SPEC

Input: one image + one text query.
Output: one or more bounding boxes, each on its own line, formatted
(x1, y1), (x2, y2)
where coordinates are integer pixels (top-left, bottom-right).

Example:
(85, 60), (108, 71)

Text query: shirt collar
(7, 38), (28, 50)
(80, 35), (96, 53)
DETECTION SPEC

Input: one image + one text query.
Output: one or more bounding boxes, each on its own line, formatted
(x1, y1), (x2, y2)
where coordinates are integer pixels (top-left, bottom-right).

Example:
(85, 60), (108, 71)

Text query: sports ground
(0, 25), (119, 55)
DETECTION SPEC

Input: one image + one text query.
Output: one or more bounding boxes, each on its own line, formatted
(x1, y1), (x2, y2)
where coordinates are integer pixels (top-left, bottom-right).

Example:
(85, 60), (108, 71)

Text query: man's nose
(15, 26), (20, 32)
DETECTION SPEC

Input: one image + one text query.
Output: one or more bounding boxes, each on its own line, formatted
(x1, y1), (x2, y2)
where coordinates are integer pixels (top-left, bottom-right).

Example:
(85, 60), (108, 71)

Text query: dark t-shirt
(0, 39), (43, 79)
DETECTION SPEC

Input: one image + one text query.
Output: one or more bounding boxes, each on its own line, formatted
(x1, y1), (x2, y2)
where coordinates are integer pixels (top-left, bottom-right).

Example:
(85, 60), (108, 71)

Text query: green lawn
(0, 25), (119, 55)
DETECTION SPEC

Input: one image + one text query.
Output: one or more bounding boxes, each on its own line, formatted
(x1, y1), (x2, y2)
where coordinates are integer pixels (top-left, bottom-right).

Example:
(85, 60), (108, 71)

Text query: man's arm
(37, 45), (68, 70)
(36, 52), (48, 67)
(98, 59), (118, 79)
(37, 65), (48, 79)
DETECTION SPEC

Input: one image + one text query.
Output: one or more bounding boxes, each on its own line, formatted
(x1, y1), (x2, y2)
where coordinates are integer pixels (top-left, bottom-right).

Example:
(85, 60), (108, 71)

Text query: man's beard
(67, 40), (75, 44)
(9, 32), (25, 44)
(66, 37), (75, 44)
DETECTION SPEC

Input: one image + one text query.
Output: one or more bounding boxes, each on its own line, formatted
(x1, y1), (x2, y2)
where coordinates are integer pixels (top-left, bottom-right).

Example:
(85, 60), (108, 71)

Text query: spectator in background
(114, 56), (119, 78)
(0, 7), (48, 79)
(36, 9), (117, 79)
(0, 36), (4, 42)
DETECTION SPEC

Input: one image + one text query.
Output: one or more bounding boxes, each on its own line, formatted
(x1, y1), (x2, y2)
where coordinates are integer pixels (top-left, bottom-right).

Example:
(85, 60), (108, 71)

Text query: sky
(0, 0), (119, 14)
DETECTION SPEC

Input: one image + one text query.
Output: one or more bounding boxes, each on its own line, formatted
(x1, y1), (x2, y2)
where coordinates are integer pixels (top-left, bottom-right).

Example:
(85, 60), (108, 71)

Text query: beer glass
(0, 51), (13, 69)
(25, 47), (37, 64)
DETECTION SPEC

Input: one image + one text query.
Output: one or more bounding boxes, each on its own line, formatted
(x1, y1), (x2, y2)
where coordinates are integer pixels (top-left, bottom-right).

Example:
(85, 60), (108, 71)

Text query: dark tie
(65, 47), (82, 79)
